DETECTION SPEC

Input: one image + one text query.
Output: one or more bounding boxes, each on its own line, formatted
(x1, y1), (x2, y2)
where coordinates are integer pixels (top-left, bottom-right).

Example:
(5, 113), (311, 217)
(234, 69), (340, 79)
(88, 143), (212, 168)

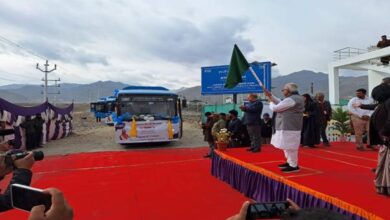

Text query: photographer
(0, 152), (34, 212)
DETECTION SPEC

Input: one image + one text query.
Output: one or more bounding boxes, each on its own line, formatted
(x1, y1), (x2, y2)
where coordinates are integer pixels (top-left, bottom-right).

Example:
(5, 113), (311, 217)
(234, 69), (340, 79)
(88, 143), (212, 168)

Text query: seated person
(260, 113), (273, 144)
(377, 35), (390, 65)
(227, 110), (243, 147)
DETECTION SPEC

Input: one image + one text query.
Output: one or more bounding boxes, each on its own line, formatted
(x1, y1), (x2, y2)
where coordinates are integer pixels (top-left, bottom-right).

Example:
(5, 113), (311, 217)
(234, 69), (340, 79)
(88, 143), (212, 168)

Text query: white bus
(114, 86), (183, 144)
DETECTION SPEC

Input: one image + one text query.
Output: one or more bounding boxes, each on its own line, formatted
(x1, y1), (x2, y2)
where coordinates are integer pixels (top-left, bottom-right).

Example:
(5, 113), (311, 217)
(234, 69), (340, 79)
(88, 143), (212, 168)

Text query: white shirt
(269, 95), (296, 113)
(347, 96), (374, 118)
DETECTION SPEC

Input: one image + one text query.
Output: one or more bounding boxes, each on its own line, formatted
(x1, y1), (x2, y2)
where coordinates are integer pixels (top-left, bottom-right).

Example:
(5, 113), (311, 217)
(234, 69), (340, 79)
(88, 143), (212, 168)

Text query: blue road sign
(201, 62), (272, 95)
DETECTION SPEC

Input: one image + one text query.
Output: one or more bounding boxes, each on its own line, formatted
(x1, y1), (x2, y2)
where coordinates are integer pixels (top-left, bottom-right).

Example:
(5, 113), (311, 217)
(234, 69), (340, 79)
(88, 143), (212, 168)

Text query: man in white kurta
(266, 83), (304, 173)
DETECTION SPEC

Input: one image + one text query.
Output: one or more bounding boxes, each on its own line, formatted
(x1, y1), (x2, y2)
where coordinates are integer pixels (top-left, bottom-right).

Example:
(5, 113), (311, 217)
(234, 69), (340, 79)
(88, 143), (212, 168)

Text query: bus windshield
(95, 103), (106, 112)
(118, 95), (177, 118)
(106, 102), (116, 112)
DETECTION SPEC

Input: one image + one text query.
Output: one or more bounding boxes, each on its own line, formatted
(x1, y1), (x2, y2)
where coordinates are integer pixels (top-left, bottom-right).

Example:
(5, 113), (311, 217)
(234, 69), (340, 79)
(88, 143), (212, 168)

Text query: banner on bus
(201, 62), (272, 95)
(115, 120), (180, 143)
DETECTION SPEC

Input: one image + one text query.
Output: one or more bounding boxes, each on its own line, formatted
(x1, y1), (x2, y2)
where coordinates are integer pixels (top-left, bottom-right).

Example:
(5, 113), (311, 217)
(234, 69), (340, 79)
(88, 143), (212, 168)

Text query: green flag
(224, 44), (250, 89)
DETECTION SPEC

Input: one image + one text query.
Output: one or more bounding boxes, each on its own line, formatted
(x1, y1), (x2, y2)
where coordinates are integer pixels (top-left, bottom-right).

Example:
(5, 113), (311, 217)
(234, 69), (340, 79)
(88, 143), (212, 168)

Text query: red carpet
(217, 142), (390, 219)
(0, 147), (248, 220)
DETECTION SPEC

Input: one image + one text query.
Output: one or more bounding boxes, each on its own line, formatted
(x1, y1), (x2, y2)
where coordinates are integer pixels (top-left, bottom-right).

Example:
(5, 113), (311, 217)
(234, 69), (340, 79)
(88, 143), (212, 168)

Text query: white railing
(333, 47), (368, 60)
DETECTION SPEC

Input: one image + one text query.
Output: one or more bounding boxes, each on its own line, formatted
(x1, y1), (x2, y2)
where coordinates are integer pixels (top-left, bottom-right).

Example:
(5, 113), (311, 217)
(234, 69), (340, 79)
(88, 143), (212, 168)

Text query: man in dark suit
(315, 93), (332, 146)
(240, 94), (263, 152)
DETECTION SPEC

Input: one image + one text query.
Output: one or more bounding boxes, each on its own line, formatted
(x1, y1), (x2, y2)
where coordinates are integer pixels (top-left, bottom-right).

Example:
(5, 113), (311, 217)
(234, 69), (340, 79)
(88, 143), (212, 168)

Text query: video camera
(4, 149), (44, 169)
(0, 129), (15, 137)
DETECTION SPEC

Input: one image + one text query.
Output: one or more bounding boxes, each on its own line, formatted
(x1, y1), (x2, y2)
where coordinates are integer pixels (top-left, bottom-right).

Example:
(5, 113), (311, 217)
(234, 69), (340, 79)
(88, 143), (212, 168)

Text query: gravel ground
(40, 108), (206, 156)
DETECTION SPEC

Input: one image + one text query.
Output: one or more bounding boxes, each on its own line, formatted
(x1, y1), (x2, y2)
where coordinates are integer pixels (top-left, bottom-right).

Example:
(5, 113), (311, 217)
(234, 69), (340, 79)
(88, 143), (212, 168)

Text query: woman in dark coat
(301, 94), (320, 148)
(368, 83), (390, 195)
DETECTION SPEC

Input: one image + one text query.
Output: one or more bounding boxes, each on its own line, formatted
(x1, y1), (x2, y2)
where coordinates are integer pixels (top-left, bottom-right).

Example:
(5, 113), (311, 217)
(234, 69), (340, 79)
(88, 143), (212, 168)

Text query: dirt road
(41, 111), (206, 156)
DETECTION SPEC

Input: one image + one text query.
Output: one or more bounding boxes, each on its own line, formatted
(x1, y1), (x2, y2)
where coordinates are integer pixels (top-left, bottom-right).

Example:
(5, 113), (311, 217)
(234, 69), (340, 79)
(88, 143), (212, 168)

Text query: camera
(246, 201), (290, 220)
(4, 149), (44, 169)
(0, 129), (15, 137)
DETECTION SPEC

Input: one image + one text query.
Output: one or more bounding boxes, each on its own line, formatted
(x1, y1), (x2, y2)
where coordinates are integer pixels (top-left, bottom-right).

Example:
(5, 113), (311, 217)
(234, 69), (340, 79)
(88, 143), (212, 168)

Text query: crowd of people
(350, 77), (390, 195)
(203, 78), (390, 195)
(224, 78), (390, 219)
(202, 85), (333, 172)
(202, 94), (273, 158)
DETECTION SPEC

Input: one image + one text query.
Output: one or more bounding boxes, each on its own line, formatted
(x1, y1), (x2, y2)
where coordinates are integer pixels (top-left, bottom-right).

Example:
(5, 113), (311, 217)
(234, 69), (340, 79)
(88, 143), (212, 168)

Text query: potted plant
(215, 128), (231, 151)
(331, 107), (352, 141)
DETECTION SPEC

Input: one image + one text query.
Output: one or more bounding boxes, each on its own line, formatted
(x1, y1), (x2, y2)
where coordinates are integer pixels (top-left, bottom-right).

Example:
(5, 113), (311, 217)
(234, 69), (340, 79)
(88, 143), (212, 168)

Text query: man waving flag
(224, 44), (265, 90)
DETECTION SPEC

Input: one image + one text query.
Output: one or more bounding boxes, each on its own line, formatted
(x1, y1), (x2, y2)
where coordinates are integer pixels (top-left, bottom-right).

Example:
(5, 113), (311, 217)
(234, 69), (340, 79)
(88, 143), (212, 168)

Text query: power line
(0, 68), (37, 81)
(0, 75), (16, 82)
(0, 35), (76, 77)
(0, 34), (46, 60)
(0, 32), (85, 82)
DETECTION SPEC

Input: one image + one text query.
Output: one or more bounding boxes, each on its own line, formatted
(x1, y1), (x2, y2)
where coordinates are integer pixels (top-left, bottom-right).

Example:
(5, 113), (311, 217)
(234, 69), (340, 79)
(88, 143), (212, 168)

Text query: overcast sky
(0, 0), (389, 89)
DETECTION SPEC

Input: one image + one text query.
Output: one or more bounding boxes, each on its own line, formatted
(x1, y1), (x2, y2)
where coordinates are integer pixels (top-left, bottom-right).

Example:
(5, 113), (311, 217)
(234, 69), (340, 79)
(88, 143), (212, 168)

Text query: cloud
(131, 16), (254, 65)
(0, 0), (389, 90)
(21, 38), (109, 66)
(0, 1), (253, 69)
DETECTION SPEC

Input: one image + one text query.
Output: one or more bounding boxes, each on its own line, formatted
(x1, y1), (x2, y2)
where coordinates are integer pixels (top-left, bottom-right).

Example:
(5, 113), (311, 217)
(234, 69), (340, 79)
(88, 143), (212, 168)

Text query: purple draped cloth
(211, 152), (370, 220)
(0, 98), (73, 148)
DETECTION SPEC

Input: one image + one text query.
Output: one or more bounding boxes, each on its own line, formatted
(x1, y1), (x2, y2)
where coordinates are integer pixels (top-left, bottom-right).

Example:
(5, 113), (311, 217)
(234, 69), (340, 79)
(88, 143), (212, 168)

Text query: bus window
(118, 95), (176, 118)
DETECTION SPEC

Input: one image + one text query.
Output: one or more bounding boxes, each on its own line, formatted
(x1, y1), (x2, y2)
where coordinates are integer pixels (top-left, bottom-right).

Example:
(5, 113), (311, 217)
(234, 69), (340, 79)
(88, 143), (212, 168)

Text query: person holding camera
(0, 152), (73, 219)
(227, 199), (346, 220)
(0, 152), (34, 212)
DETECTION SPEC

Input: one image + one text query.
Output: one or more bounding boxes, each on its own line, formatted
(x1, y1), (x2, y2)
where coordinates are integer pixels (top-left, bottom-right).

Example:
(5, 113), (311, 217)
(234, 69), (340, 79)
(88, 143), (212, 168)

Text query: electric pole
(36, 60), (57, 102)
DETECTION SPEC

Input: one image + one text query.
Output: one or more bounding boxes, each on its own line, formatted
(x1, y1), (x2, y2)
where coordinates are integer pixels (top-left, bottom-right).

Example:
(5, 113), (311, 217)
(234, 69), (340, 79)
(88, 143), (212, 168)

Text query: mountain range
(0, 70), (368, 104)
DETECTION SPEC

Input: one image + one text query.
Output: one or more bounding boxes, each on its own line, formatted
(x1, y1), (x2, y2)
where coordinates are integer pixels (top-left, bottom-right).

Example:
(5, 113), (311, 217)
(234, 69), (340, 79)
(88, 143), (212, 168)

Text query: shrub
(331, 107), (351, 135)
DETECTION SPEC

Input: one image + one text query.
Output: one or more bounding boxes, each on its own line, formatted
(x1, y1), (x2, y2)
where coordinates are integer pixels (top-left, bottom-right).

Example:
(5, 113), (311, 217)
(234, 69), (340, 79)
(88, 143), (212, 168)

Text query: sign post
(201, 62), (271, 95)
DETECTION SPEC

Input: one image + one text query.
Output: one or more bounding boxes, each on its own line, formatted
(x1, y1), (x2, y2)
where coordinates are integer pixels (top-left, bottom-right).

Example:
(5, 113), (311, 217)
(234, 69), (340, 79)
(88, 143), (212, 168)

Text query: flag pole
(248, 66), (266, 91)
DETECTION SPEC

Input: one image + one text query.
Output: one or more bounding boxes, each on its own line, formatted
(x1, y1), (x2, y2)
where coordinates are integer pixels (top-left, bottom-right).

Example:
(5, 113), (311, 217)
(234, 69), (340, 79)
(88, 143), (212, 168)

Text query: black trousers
(35, 132), (42, 147)
(25, 133), (35, 150)
(247, 125), (262, 150)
